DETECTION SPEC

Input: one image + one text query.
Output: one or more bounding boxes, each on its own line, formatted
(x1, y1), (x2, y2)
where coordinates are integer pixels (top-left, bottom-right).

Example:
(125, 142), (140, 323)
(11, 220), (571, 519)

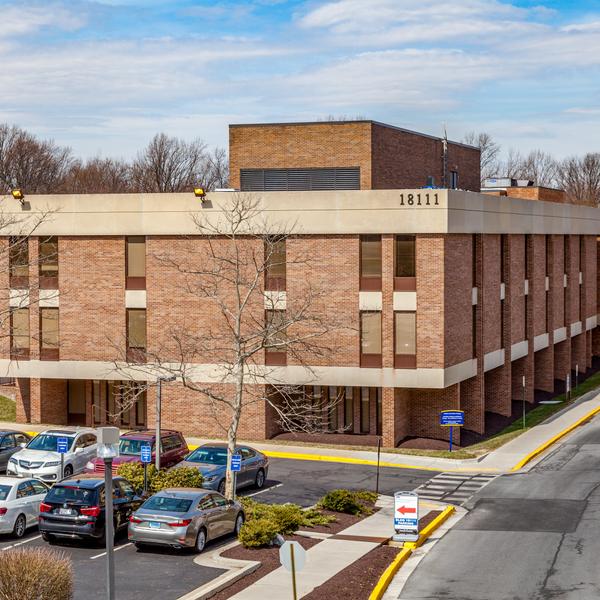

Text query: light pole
(156, 375), (176, 471)
(96, 427), (120, 600)
(522, 376), (526, 430)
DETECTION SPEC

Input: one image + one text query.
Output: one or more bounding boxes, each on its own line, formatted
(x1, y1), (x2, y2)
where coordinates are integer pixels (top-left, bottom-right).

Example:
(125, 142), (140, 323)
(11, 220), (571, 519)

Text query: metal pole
(449, 426), (453, 453)
(104, 457), (115, 600)
(155, 378), (161, 471)
(290, 543), (298, 600)
(143, 463), (148, 495)
(60, 454), (64, 481)
(522, 376), (526, 430)
(375, 436), (381, 495)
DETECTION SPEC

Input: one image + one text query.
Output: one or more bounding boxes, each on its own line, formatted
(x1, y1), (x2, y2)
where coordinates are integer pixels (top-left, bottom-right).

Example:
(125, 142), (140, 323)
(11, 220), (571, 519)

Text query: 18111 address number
(399, 192), (439, 206)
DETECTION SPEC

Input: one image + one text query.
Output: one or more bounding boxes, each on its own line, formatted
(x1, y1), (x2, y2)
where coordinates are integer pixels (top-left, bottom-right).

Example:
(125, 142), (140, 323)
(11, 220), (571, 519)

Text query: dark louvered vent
(240, 167), (360, 191)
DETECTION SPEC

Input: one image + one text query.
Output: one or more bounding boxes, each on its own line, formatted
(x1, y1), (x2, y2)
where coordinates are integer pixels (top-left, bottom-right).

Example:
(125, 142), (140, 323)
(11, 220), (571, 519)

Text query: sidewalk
(227, 496), (439, 600)
(3, 386), (600, 474)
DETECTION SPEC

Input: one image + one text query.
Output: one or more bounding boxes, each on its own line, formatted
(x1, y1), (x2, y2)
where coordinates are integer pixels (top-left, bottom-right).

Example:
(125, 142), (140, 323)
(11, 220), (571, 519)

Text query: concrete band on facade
(1, 189), (599, 236)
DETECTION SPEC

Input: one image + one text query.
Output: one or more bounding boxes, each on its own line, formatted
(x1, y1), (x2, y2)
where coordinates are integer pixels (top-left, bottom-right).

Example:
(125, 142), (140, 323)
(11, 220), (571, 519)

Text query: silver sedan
(128, 488), (245, 552)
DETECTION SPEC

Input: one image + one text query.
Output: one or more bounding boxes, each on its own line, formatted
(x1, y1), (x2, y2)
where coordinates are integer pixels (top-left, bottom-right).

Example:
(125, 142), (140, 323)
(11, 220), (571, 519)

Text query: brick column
(30, 378), (42, 423)
(381, 235), (394, 369)
(28, 238), (40, 360)
(534, 346), (554, 393)
(15, 378), (31, 423)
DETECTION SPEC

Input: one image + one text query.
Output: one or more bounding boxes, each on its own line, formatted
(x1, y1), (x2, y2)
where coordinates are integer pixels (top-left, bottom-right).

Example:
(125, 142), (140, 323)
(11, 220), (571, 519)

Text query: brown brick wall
(531, 235), (547, 337)
(550, 235), (566, 330)
(485, 364), (512, 416)
(229, 122), (373, 189)
(59, 237), (125, 361)
(509, 235), (526, 344)
(409, 384), (460, 443)
(504, 187), (567, 204)
(482, 235), (502, 354)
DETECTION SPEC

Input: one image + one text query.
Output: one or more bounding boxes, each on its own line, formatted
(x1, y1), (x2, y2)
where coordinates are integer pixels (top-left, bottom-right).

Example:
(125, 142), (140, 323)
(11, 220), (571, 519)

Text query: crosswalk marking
(415, 472), (497, 506)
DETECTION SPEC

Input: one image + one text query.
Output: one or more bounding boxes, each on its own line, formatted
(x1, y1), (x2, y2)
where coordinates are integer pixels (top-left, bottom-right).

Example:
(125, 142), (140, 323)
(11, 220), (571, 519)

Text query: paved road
(0, 457), (435, 599)
(399, 415), (600, 600)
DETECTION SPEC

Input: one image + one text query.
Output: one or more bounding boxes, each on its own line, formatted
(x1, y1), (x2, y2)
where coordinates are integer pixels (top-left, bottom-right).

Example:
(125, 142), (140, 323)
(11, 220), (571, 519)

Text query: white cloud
(0, 2), (86, 36)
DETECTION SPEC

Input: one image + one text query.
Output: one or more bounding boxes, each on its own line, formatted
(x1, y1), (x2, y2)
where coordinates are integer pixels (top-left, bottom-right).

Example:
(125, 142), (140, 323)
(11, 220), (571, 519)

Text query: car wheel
(218, 479), (226, 495)
(63, 465), (73, 478)
(41, 532), (56, 544)
(254, 469), (265, 489)
(195, 528), (207, 553)
(234, 513), (244, 536)
(13, 514), (26, 539)
(134, 542), (147, 552)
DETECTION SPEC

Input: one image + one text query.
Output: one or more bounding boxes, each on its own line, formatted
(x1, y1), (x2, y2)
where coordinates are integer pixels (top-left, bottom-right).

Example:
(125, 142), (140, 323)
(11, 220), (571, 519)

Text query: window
(17, 481), (35, 499)
(394, 312), (416, 368)
(360, 311), (382, 368)
(10, 308), (29, 359)
(30, 480), (48, 495)
(40, 307), (59, 360)
(360, 235), (382, 291)
(500, 235), (507, 283)
(127, 309), (147, 362)
(198, 495), (216, 510)
(450, 171), (459, 189)
(265, 238), (286, 291)
(360, 387), (370, 434)
(162, 435), (180, 451)
(39, 236), (58, 288)
(126, 236), (146, 289)
(344, 387), (354, 431)
(240, 447), (255, 460)
(0, 435), (13, 449)
(394, 235), (416, 290)
(9, 237), (28, 288)
(240, 167), (360, 191)
(211, 494), (228, 507)
(14, 433), (29, 446)
(118, 480), (135, 497)
(265, 309), (287, 365)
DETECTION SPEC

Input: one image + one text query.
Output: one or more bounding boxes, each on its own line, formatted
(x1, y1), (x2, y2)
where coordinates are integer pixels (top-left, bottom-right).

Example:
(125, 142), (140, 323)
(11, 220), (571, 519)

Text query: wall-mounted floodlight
(11, 189), (24, 202)
(194, 187), (206, 200)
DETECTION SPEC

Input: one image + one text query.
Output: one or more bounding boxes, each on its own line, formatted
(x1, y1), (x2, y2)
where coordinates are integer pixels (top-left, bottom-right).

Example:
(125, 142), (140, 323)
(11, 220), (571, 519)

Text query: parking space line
(2, 534), (42, 552)
(90, 542), (132, 560)
(243, 483), (283, 498)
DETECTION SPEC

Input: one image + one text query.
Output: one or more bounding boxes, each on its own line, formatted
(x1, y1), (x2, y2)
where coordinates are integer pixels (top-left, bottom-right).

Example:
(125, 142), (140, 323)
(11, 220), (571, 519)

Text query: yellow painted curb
(369, 548), (413, 600)
(511, 404), (600, 472)
(368, 505), (456, 600)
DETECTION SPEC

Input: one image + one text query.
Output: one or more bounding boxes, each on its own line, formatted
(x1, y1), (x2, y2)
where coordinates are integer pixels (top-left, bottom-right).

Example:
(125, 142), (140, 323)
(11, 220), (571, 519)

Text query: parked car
(0, 476), (49, 538)
(84, 430), (189, 474)
(128, 488), (244, 552)
(175, 444), (269, 495)
(38, 474), (143, 545)
(0, 430), (32, 472)
(7, 428), (97, 483)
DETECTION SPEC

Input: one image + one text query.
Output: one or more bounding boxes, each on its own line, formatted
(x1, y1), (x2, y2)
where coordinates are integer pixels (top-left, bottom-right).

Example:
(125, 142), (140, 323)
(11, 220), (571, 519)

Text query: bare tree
(0, 124), (73, 194)
(60, 157), (132, 194)
(202, 147), (229, 190)
(131, 133), (209, 193)
(557, 153), (600, 206)
(111, 194), (342, 498)
(463, 131), (501, 183)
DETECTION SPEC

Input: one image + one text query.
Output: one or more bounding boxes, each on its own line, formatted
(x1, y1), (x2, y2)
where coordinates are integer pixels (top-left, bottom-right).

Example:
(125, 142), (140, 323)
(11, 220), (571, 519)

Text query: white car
(7, 429), (98, 483)
(0, 476), (49, 537)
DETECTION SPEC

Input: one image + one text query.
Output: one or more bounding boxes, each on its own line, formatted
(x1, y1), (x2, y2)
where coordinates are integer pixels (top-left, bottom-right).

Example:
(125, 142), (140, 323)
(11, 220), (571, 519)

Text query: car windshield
(0, 485), (11, 501)
(186, 447), (227, 465)
(119, 438), (153, 456)
(142, 495), (193, 513)
(27, 434), (73, 452)
(46, 485), (97, 504)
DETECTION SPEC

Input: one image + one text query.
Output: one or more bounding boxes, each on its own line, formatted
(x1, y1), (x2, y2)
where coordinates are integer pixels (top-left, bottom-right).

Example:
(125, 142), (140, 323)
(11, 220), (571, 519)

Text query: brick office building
(1, 121), (599, 448)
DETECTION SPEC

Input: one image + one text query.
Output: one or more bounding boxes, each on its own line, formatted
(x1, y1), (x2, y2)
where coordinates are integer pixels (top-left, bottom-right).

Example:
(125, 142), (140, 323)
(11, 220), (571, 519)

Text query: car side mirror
(19, 442), (26, 448)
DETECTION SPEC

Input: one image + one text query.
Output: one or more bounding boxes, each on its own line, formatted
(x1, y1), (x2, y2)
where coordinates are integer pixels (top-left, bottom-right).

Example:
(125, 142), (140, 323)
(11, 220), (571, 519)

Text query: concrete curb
(368, 505), (456, 600)
(510, 404), (600, 471)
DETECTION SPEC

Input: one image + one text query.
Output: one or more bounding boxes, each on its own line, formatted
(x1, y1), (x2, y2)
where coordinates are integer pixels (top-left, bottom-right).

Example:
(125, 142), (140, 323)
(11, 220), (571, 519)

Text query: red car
(84, 430), (189, 474)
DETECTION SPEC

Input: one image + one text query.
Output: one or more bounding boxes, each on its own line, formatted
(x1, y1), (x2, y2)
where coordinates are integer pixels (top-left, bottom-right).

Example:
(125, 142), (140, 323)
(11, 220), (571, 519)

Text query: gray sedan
(175, 444), (269, 495)
(128, 488), (244, 552)
(0, 431), (32, 472)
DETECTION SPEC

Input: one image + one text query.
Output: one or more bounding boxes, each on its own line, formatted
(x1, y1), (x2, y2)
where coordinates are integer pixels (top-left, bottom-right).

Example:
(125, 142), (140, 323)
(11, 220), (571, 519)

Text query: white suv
(7, 429), (97, 483)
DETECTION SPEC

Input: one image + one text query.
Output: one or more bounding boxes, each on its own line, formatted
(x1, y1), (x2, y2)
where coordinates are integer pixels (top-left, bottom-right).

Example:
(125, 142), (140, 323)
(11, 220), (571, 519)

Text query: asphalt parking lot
(0, 458), (436, 600)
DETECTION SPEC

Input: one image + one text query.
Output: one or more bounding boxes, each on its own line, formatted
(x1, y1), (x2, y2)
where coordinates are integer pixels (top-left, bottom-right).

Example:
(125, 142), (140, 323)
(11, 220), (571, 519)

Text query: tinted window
(0, 485), (11, 500)
(14, 433), (29, 445)
(28, 434), (74, 452)
(83, 434), (97, 447)
(162, 435), (179, 452)
(197, 495), (216, 510)
(186, 447), (227, 465)
(30, 480), (49, 495)
(118, 480), (135, 496)
(142, 495), (193, 513)
(240, 448), (255, 460)
(17, 481), (34, 498)
(120, 438), (153, 456)
(211, 494), (227, 507)
(47, 485), (97, 505)
(0, 435), (14, 449)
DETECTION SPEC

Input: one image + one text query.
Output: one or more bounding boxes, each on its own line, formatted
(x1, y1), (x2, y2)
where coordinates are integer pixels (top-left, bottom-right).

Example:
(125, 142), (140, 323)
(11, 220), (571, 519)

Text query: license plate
(59, 508), (74, 516)
(148, 521), (161, 529)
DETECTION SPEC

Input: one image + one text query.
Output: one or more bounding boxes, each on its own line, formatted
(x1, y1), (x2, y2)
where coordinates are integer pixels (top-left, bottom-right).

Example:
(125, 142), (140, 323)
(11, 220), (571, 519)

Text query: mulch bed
(211, 535), (321, 600)
(302, 510), (442, 600)
(304, 507), (380, 535)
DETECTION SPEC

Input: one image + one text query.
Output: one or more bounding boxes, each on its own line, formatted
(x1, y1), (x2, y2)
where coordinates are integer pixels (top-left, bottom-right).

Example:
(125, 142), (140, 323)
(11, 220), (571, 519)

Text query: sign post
(393, 491), (419, 543)
(56, 437), (69, 480)
(439, 410), (464, 452)
(230, 453), (242, 501)
(279, 540), (306, 600)
(140, 443), (152, 495)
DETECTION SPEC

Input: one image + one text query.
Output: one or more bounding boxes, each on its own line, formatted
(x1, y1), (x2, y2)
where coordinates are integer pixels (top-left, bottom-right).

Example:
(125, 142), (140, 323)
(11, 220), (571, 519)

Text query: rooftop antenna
(442, 123), (448, 188)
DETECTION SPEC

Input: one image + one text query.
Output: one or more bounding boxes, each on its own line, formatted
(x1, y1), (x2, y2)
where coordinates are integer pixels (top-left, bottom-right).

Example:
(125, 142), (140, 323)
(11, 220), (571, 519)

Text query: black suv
(39, 474), (143, 545)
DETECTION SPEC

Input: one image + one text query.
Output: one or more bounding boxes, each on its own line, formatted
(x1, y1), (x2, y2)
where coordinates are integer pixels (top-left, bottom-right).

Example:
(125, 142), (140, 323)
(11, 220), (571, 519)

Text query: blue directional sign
(56, 437), (69, 454)
(440, 410), (465, 426)
(230, 454), (242, 472)
(140, 444), (152, 464)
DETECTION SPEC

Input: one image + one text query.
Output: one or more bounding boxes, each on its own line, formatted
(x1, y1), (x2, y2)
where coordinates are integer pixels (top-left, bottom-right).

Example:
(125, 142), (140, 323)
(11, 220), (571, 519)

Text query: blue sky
(1, 0), (600, 160)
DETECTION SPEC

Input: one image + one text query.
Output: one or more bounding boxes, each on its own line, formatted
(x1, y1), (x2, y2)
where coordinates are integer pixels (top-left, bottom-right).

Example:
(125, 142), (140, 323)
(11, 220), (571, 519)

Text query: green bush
(301, 507), (336, 527)
(317, 489), (374, 515)
(0, 547), (73, 599)
(238, 518), (280, 548)
(115, 463), (202, 494)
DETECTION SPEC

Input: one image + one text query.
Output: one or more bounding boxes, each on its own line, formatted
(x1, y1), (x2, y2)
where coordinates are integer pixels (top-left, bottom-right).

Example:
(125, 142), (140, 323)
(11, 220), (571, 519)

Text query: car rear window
(0, 485), (11, 501)
(142, 495), (193, 513)
(186, 447), (227, 465)
(46, 485), (98, 505)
